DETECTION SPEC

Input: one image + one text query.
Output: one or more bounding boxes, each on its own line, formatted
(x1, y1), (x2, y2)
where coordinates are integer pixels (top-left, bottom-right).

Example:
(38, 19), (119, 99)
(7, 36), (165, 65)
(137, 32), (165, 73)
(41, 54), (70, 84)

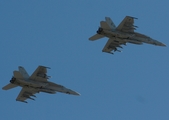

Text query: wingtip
(40, 65), (51, 69)
(105, 16), (111, 20)
(127, 16), (138, 19)
(16, 99), (28, 103)
(89, 37), (94, 41)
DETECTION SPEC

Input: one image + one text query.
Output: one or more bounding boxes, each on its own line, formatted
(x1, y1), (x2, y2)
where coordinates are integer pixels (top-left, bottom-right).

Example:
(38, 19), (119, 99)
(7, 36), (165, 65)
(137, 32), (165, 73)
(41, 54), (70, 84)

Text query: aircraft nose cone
(68, 89), (81, 96)
(71, 90), (81, 96)
(153, 39), (166, 46)
(157, 42), (166, 46)
(161, 43), (166, 47)
(74, 92), (80, 96)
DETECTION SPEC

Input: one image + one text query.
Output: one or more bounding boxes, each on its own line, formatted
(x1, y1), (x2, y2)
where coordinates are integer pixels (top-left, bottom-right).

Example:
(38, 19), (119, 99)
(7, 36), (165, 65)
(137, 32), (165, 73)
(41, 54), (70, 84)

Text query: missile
(23, 94), (35, 100)
(21, 101), (28, 103)
(24, 92), (36, 97)
(116, 49), (121, 52)
(30, 94), (36, 97)
(28, 97), (35, 100)
(117, 45), (123, 48)
(133, 25), (138, 28)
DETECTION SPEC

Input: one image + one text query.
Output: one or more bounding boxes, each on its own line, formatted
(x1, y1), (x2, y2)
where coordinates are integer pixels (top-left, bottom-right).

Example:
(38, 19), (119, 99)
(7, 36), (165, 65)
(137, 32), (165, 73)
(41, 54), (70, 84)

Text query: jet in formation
(2, 66), (80, 103)
(89, 16), (166, 54)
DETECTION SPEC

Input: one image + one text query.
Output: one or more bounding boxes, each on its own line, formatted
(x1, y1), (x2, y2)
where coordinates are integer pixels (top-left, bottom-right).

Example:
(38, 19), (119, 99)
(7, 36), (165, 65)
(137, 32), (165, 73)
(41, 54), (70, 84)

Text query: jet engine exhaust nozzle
(97, 27), (103, 34)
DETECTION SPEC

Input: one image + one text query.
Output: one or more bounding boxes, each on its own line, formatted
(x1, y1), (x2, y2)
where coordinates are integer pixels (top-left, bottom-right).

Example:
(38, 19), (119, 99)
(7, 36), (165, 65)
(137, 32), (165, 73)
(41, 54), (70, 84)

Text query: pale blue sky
(0, 1), (169, 120)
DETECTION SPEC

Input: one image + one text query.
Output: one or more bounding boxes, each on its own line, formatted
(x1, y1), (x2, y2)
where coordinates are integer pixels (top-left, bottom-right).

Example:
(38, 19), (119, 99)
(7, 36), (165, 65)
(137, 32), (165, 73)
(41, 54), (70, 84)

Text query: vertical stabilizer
(13, 71), (24, 79)
(18, 66), (29, 80)
(105, 17), (116, 30)
(100, 21), (111, 30)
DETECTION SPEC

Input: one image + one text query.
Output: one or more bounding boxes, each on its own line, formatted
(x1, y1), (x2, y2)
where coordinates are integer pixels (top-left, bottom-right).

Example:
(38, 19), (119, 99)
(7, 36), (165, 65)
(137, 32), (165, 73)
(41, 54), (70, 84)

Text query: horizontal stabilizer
(2, 83), (18, 90)
(89, 34), (104, 41)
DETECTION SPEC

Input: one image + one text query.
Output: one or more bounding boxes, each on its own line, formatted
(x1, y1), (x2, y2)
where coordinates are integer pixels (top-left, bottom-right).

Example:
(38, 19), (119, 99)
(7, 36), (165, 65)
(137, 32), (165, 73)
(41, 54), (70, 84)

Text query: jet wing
(116, 16), (137, 33)
(16, 87), (37, 103)
(29, 66), (50, 82)
(102, 38), (126, 54)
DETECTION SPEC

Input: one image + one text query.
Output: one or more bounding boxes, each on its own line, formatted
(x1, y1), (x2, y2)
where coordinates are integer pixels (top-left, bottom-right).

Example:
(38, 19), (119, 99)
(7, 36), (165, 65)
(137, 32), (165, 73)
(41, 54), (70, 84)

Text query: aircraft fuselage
(10, 77), (79, 95)
(98, 28), (165, 46)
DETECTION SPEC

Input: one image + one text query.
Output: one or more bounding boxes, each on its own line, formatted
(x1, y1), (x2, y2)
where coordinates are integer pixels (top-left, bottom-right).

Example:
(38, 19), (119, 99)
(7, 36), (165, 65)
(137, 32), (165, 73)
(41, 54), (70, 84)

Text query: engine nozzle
(10, 77), (16, 83)
(97, 27), (103, 34)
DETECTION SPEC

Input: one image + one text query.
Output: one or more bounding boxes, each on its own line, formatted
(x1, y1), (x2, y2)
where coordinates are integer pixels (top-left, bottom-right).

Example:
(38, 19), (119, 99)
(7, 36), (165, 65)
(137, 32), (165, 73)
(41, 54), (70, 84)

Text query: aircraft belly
(104, 30), (130, 39)
(49, 86), (63, 92)
(41, 83), (63, 92)
(40, 88), (56, 94)
(134, 37), (155, 44)
(16, 79), (44, 88)
(125, 38), (143, 44)
(127, 40), (143, 45)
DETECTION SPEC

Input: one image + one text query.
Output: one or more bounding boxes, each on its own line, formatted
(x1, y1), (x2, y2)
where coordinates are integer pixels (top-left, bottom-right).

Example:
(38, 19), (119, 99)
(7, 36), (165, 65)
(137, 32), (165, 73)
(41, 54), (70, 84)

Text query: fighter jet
(89, 16), (166, 54)
(2, 66), (80, 103)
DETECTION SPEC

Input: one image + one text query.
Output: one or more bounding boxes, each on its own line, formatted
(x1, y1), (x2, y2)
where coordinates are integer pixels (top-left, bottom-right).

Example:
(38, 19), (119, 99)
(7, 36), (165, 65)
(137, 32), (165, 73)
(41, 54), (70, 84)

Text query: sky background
(0, 0), (169, 120)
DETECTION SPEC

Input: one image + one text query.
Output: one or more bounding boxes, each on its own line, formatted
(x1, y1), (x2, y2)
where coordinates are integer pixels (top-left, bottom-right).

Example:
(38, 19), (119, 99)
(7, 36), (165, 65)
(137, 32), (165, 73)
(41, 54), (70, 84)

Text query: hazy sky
(1, 1), (169, 120)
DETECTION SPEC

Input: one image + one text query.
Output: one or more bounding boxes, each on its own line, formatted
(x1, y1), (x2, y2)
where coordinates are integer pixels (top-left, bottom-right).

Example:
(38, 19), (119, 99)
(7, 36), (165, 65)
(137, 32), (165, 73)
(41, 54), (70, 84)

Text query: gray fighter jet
(2, 66), (80, 103)
(89, 16), (166, 54)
